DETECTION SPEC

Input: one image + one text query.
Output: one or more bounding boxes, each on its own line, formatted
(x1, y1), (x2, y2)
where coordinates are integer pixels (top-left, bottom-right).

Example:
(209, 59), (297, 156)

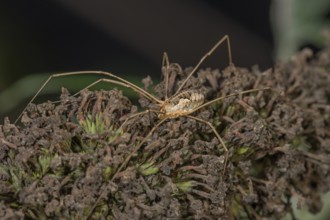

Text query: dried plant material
(0, 44), (329, 219)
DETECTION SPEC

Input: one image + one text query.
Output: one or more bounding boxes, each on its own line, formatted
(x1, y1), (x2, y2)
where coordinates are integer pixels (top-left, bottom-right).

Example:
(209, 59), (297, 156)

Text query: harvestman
(15, 35), (269, 217)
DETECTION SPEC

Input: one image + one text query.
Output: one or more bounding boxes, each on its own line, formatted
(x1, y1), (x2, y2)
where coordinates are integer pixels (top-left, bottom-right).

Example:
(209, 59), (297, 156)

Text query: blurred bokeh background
(0, 0), (329, 219)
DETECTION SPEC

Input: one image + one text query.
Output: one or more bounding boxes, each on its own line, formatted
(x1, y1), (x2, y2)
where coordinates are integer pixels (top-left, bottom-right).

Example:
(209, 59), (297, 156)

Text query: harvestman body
(15, 35), (269, 218)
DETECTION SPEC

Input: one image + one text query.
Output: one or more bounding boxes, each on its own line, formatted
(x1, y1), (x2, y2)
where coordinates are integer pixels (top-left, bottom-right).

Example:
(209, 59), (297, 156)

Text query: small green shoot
(138, 162), (159, 176)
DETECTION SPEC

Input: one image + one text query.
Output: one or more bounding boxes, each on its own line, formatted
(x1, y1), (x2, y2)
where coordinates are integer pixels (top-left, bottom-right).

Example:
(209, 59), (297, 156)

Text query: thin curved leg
(15, 71), (162, 124)
(162, 52), (170, 100)
(174, 35), (232, 96)
(185, 115), (228, 176)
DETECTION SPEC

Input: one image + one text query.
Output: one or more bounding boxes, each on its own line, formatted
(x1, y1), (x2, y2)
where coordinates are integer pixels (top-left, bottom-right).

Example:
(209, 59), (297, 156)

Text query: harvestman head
(15, 35), (270, 219)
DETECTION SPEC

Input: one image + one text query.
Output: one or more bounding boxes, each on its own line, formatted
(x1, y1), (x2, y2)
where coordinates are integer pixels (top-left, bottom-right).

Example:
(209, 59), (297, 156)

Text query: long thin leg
(185, 115), (228, 176)
(174, 35), (232, 96)
(69, 78), (161, 103)
(119, 109), (159, 131)
(86, 117), (168, 219)
(162, 52), (170, 100)
(191, 87), (270, 114)
(50, 78), (158, 105)
(15, 71), (163, 124)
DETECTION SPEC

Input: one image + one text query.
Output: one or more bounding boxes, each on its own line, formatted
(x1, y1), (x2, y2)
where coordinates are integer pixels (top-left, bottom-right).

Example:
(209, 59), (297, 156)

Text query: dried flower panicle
(0, 45), (329, 219)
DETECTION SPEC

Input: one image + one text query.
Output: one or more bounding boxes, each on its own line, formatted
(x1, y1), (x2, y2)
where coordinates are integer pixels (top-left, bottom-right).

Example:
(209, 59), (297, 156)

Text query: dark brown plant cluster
(0, 45), (329, 219)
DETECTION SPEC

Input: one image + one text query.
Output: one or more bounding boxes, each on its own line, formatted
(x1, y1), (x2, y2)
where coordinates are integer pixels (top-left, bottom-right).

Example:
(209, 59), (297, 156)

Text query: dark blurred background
(0, 0), (329, 121)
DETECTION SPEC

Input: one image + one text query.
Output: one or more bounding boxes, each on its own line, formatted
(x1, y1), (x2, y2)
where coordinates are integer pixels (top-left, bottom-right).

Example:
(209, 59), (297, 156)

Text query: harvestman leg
(112, 117), (168, 181)
(191, 88), (270, 114)
(174, 35), (232, 96)
(185, 115), (228, 175)
(15, 71), (162, 124)
(70, 78), (163, 132)
(162, 52), (170, 100)
(118, 108), (162, 132)
(185, 88), (270, 175)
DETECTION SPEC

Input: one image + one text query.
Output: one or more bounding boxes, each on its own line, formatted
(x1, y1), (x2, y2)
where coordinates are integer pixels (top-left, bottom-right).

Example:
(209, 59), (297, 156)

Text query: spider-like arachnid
(16, 35), (269, 218)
